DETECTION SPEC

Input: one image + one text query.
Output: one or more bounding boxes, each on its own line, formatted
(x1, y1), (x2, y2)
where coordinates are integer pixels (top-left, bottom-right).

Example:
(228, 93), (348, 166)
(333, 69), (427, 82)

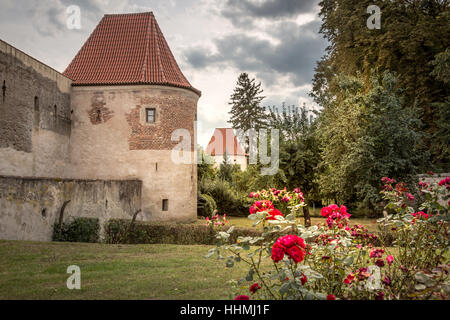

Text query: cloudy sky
(0, 0), (327, 148)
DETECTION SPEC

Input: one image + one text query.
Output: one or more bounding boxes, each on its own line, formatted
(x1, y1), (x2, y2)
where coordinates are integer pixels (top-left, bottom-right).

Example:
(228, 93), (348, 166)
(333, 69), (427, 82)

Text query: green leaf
(415, 284), (426, 291)
(279, 282), (290, 295)
(252, 220), (261, 227)
(245, 269), (255, 281)
(343, 256), (354, 266)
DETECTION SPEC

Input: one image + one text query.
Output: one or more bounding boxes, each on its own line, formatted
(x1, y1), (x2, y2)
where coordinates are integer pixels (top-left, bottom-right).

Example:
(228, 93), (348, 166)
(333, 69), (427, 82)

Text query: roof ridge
(153, 17), (167, 83)
(104, 12), (153, 16)
(140, 13), (151, 83)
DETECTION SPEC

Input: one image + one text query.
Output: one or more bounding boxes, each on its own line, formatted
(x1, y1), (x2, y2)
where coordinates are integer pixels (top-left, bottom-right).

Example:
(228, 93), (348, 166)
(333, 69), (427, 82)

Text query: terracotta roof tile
(63, 12), (200, 96)
(205, 128), (246, 156)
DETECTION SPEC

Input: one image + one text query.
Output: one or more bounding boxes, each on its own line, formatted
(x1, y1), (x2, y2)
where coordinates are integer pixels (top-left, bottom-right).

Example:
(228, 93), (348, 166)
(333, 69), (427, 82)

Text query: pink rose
(386, 255), (394, 266)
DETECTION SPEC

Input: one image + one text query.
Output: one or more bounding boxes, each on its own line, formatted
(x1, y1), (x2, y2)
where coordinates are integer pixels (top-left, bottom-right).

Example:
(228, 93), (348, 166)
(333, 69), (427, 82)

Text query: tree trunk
(303, 205), (311, 227)
(58, 200), (71, 239)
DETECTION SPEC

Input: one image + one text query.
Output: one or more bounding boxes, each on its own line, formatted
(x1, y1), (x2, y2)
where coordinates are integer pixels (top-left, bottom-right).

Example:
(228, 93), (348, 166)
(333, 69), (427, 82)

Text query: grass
(0, 211), (379, 300)
(0, 240), (246, 300)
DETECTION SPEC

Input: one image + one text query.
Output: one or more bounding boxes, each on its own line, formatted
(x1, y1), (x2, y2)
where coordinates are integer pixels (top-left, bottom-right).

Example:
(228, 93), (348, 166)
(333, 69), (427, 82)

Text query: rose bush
(205, 180), (449, 300)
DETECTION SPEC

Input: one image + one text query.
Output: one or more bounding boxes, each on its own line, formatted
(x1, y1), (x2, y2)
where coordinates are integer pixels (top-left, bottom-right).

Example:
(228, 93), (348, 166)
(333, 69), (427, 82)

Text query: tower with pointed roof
(66, 12), (200, 222)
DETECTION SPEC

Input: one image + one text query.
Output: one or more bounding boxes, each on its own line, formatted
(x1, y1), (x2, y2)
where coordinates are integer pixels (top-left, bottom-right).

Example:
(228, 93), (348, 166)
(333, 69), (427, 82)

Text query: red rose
(300, 274), (308, 285)
(344, 273), (355, 284)
(234, 295), (250, 300)
(271, 235), (306, 264)
(375, 259), (385, 267)
(266, 208), (284, 220)
(375, 292), (384, 300)
(286, 245), (305, 263)
(279, 235), (298, 248)
(249, 283), (261, 294)
(326, 294), (336, 300)
(271, 243), (285, 262)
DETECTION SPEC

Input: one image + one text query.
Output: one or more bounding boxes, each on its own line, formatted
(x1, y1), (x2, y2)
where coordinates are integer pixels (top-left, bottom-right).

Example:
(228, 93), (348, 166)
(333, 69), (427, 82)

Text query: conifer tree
(228, 73), (267, 152)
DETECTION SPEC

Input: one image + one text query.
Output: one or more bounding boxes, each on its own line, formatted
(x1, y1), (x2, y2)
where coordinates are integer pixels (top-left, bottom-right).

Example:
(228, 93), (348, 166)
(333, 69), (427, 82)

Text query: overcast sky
(0, 0), (327, 148)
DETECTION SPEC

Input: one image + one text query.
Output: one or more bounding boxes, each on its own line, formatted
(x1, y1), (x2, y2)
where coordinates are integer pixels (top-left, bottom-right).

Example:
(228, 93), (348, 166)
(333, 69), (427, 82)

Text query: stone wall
(68, 84), (198, 222)
(0, 40), (72, 178)
(0, 176), (142, 241)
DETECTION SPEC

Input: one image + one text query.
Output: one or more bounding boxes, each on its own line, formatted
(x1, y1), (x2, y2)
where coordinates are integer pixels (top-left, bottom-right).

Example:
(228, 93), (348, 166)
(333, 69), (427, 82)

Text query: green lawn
(0, 214), (379, 300)
(0, 240), (245, 300)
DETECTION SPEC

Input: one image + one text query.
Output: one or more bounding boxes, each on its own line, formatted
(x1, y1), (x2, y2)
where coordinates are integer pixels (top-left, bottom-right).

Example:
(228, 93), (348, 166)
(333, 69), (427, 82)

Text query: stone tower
(64, 12), (200, 222)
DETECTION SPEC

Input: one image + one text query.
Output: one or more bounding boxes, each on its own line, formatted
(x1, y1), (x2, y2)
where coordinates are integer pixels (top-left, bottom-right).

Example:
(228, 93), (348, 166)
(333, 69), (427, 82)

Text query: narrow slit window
(34, 97), (40, 128)
(162, 199), (169, 211)
(54, 105), (58, 120)
(146, 108), (156, 123)
(2, 80), (6, 102)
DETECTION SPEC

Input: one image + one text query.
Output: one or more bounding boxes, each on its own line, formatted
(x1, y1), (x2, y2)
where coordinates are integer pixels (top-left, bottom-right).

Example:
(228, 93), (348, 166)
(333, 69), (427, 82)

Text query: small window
(146, 108), (156, 123)
(162, 199), (169, 211)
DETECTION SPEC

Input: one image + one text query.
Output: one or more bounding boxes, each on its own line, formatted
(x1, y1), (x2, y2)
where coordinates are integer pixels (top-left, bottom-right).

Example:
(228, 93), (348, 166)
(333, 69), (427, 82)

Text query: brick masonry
(88, 92), (114, 125)
(125, 94), (196, 150)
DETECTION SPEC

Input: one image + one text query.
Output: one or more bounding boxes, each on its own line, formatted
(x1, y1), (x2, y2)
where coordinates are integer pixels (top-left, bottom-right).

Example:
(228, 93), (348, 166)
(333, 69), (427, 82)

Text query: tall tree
(268, 104), (321, 226)
(317, 72), (425, 214)
(313, 0), (450, 170)
(228, 73), (267, 152)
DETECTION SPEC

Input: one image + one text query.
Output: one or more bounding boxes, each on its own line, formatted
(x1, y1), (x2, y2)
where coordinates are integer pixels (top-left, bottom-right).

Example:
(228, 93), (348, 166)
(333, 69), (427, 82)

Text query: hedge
(103, 219), (262, 245)
(52, 217), (100, 243)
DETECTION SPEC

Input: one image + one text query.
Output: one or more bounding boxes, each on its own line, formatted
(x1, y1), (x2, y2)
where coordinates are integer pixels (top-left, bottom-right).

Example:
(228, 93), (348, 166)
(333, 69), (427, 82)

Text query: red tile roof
(205, 128), (246, 156)
(63, 12), (200, 96)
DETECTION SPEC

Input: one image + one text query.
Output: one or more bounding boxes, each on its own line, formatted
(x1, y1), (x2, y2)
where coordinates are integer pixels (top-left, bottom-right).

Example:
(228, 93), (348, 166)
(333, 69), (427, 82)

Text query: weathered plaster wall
(0, 40), (72, 178)
(68, 85), (199, 222)
(0, 176), (142, 241)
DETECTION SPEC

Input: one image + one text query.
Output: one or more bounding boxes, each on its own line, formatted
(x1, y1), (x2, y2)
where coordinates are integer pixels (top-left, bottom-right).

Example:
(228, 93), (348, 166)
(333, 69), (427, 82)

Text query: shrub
(197, 193), (217, 217)
(103, 219), (261, 245)
(206, 181), (449, 300)
(52, 217), (100, 243)
(200, 178), (248, 216)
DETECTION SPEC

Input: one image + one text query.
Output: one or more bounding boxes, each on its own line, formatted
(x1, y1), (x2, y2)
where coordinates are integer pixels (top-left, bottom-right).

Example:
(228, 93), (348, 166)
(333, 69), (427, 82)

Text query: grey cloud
(222, 0), (320, 27)
(27, 0), (152, 37)
(185, 20), (327, 88)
